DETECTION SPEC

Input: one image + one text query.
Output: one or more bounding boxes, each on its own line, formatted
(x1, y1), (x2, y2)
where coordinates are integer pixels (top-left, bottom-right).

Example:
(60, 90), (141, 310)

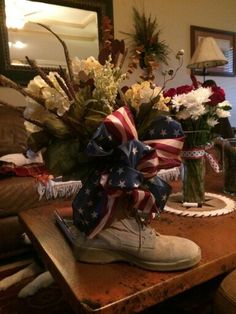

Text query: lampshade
(187, 36), (228, 69)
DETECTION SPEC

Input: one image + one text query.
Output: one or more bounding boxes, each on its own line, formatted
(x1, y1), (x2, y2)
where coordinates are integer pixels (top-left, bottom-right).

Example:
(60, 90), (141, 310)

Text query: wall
(113, 0), (236, 126)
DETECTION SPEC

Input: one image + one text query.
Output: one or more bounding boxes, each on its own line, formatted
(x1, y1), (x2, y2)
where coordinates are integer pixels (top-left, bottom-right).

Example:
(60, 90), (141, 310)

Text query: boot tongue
(111, 217), (141, 235)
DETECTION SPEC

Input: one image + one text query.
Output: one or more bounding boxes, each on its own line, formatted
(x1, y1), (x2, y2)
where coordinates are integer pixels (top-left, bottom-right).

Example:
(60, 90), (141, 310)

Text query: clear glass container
(182, 157), (205, 206)
(223, 138), (236, 195)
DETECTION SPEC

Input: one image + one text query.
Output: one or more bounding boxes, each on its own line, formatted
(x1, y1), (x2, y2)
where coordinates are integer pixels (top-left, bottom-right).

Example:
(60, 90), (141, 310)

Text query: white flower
(171, 94), (184, 112)
(72, 56), (102, 78)
(187, 102), (206, 120)
(26, 71), (72, 116)
(26, 75), (47, 97)
(216, 108), (231, 118)
(172, 87), (211, 120)
(176, 49), (185, 59)
(217, 100), (232, 109)
(207, 117), (219, 127)
(215, 100), (231, 119)
(190, 86), (212, 104)
(24, 121), (42, 133)
(42, 90), (68, 116)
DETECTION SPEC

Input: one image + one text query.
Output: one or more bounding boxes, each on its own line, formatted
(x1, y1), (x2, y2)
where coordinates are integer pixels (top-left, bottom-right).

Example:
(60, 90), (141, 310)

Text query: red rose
(208, 86), (225, 106)
(176, 85), (193, 95)
(164, 85), (195, 101)
(164, 88), (177, 98)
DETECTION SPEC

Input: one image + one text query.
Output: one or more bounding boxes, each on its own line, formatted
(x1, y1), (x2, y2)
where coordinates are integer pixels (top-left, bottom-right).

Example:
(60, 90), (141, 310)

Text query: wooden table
(19, 172), (236, 314)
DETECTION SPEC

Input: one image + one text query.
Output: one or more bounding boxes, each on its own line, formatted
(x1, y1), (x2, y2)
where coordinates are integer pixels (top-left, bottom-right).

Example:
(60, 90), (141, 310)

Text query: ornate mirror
(0, 0), (113, 84)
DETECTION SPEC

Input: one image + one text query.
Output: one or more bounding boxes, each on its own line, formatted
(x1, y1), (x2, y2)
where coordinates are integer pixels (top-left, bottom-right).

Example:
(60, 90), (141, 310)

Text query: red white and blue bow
(73, 106), (184, 238)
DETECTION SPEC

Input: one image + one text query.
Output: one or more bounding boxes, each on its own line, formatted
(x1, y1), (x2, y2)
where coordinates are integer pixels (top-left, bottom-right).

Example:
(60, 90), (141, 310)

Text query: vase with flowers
(165, 83), (232, 205)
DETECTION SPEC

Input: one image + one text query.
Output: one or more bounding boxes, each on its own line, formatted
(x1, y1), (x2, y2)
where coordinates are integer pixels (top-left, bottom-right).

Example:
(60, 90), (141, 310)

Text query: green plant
(124, 7), (170, 78)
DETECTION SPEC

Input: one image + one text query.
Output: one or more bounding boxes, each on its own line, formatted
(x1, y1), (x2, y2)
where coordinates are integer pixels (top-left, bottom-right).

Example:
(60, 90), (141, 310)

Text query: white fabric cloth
(158, 166), (180, 182)
(0, 151), (43, 166)
(38, 179), (82, 200)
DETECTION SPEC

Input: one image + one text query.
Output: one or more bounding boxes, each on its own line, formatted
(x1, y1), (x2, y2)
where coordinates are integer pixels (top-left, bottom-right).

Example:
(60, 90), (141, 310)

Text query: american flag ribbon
(73, 106), (184, 238)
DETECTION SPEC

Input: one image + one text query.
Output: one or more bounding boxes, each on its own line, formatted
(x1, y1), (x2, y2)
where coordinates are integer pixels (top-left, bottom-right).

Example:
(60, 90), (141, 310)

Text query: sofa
(0, 105), (78, 261)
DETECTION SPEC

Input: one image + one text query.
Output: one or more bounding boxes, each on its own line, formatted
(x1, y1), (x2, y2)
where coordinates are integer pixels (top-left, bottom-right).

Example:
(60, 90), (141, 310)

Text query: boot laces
(133, 211), (157, 249)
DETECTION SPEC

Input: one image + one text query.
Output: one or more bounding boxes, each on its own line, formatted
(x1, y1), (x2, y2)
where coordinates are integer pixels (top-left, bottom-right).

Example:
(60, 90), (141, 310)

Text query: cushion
(214, 269), (236, 314)
(0, 176), (73, 216)
(0, 176), (45, 215)
(0, 106), (27, 157)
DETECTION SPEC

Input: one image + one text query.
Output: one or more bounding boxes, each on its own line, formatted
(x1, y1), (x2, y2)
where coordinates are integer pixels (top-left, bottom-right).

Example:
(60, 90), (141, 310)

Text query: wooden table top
(19, 172), (236, 314)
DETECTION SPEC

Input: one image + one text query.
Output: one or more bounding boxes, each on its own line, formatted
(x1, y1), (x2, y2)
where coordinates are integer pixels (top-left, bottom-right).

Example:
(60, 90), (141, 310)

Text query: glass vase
(182, 156), (205, 206)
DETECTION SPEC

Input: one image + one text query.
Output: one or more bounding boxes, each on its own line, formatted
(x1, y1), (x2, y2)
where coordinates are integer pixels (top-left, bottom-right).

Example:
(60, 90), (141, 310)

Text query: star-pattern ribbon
(72, 106), (184, 238)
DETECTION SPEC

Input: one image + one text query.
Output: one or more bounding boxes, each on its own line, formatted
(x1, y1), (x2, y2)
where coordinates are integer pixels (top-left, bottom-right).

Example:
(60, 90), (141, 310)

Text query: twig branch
(0, 75), (59, 118)
(25, 56), (55, 88)
(161, 57), (184, 92)
(36, 23), (75, 85)
(24, 117), (45, 129)
(59, 66), (76, 99)
(54, 73), (73, 101)
(119, 48), (128, 70)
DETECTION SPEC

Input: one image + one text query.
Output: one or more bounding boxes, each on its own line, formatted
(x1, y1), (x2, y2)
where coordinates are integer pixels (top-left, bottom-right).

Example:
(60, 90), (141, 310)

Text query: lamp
(187, 36), (228, 81)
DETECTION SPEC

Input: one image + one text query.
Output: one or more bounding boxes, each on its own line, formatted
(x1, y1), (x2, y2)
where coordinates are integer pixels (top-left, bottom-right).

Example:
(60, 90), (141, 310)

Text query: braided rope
(164, 192), (235, 217)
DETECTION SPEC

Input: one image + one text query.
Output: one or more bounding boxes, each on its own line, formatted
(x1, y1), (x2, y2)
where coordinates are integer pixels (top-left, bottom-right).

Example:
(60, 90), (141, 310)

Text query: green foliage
(125, 7), (170, 67)
(27, 131), (51, 152)
(43, 138), (80, 177)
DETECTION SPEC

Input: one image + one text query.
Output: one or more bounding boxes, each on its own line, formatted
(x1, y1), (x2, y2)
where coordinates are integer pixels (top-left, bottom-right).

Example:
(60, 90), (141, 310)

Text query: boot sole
(73, 246), (201, 271)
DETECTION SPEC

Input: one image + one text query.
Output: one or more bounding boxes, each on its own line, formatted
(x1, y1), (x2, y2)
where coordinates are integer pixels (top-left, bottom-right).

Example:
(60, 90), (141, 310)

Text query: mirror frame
(0, 0), (113, 85)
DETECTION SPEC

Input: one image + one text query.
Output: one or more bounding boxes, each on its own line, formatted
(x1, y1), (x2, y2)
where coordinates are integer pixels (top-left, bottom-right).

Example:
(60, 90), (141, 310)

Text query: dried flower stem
(0, 74), (59, 117)
(118, 48), (128, 70)
(54, 74), (73, 101)
(26, 57), (75, 102)
(0, 74), (42, 104)
(25, 56), (56, 89)
(36, 23), (75, 85)
(161, 56), (184, 91)
(0, 74), (79, 136)
(24, 117), (45, 129)
(59, 66), (76, 99)
(118, 89), (128, 106)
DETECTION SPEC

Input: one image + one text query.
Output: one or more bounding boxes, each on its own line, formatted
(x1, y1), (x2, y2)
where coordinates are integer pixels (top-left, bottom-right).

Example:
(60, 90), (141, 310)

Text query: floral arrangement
(0, 19), (185, 183)
(2, 16), (224, 192)
(123, 80), (170, 136)
(123, 7), (170, 81)
(122, 49), (185, 138)
(164, 82), (232, 205)
(164, 83), (232, 148)
(0, 22), (128, 179)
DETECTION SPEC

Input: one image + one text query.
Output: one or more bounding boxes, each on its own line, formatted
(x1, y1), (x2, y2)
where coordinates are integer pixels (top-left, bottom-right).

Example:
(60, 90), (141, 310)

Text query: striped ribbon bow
(73, 106), (184, 238)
